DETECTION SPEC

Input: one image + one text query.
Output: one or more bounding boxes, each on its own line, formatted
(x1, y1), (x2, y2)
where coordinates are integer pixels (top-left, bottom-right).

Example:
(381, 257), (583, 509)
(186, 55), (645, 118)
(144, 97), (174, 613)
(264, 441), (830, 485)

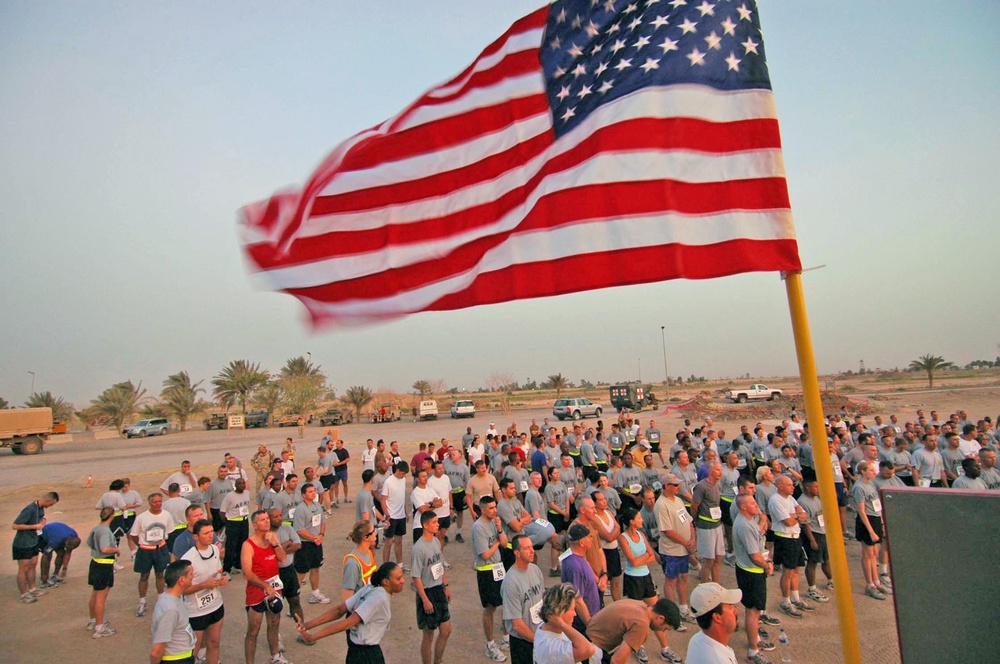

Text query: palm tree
(412, 380), (432, 398)
(212, 360), (269, 415)
(547, 373), (569, 397)
(160, 371), (208, 432)
(343, 385), (374, 421)
(253, 381), (284, 418)
(0, 397), (9, 409)
(83, 380), (149, 433)
(908, 354), (955, 388)
(280, 356), (324, 379)
(25, 391), (74, 422)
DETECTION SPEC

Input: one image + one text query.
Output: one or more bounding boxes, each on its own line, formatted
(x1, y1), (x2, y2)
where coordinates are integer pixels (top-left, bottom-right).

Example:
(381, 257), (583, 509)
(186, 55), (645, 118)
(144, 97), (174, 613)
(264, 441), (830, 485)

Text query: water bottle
(778, 628), (791, 663)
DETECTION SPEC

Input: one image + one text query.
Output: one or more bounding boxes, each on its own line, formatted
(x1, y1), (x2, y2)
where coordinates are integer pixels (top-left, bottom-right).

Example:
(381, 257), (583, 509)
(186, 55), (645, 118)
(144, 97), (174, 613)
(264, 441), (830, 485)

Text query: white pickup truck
(726, 384), (783, 403)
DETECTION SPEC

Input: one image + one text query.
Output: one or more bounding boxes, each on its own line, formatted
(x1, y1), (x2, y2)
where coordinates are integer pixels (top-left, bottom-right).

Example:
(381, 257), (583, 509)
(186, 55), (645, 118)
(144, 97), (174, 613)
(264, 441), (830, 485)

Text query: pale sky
(2, 1), (998, 408)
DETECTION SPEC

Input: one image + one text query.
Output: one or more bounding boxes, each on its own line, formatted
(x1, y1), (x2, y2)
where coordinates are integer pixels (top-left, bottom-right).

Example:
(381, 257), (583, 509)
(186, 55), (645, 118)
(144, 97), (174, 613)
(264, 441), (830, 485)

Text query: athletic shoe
(324, 510), (333, 517)
(485, 643), (507, 661)
(603, 587), (611, 597)
(136, 598), (147, 617)
(864, 586), (886, 601)
(759, 613), (782, 626)
(879, 574), (893, 588)
(443, 561), (453, 570)
(195, 657), (208, 664)
(723, 553), (736, 568)
(549, 568), (561, 578)
(331, 502), (339, 509)
(344, 498), (351, 503)
(19, 593), (36, 604)
(51, 574), (66, 585)
(39, 580), (57, 589)
(29, 587), (46, 597)
(807, 588), (830, 603)
(455, 533), (465, 543)
(779, 602), (803, 618)
(674, 621), (688, 632)
(876, 584), (893, 596)
(270, 654), (293, 664)
(500, 634), (509, 647)
(278, 635), (286, 652)
(660, 647), (683, 663)
(636, 646), (650, 664)
(758, 627), (770, 640)
(791, 599), (815, 612)
(401, 564), (411, 573)
(92, 623), (116, 639)
(85, 619), (97, 631)
(680, 609), (698, 624)
(757, 640), (776, 652)
(747, 652), (773, 664)
(113, 562), (125, 571)
(296, 634), (315, 647)
(826, 581), (835, 590)
(231, 568), (241, 575)
(308, 591), (332, 604)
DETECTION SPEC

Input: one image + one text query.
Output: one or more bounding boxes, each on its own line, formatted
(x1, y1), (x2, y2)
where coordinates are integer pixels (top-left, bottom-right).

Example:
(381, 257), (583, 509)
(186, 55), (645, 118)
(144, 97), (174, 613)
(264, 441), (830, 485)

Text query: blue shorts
(835, 483), (847, 507)
(334, 469), (349, 483)
(659, 553), (689, 579)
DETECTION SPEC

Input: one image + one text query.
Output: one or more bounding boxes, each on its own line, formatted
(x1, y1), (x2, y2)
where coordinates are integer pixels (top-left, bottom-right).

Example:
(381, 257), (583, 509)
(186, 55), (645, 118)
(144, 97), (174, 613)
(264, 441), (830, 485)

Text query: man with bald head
(690, 461), (725, 583)
(768, 475), (813, 618)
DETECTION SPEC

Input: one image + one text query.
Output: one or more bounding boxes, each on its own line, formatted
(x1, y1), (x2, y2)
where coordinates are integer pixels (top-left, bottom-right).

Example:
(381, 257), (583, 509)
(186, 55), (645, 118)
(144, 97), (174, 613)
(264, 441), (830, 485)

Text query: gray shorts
(696, 527), (726, 559)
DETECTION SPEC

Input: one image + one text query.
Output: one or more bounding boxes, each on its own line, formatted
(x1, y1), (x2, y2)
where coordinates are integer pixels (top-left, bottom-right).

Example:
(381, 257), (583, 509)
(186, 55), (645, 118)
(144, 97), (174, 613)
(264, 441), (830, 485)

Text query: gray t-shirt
(580, 442), (597, 466)
(796, 494), (825, 535)
(952, 475), (987, 490)
(733, 513), (766, 572)
(272, 491), (302, 524)
(691, 479), (722, 530)
(497, 498), (526, 540)
(317, 452), (335, 477)
(275, 524), (300, 569)
(151, 594), (196, 656)
(292, 500), (324, 537)
(472, 518), (503, 568)
(851, 480), (881, 517)
(890, 449), (913, 477)
(755, 482), (777, 516)
(411, 535), (445, 589)
(544, 481), (568, 515)
(347, 585), (393, 646)
(614, 466), (643, 493)
(912, 448), (944, 482)
(599, 486), (622, 512)
(342, 547), (376, 593)
(524, 489), (544, 518)
(980, 467), (1000, 490)
(88, 524), (115, 559)
(543, 445), (562, 468)
(669, 464), (697, 501)
(501, 563), (545, 638)
(355, 488), (377, 526)
(206, 478), (234, 510)
(941, 448), (965, 477)
(443, 459), (470, 491)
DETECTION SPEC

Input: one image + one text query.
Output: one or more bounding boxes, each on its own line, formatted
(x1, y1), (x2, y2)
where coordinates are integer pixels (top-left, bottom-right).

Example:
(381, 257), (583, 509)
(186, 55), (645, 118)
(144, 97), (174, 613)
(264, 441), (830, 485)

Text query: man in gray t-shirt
(355, 469), (380, 526)
(501, 534), (545, 660)
(411, 512), (452, 657)
(150, 561), (196, 662)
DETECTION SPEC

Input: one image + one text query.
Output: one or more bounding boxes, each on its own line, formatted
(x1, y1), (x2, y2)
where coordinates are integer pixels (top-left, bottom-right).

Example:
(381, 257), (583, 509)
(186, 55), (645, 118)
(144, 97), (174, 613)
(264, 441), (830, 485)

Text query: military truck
(609, 383), (646, 412)
(319, 407), (353, 426)
(276, 413), (313, 427)
(203, 413), (230, 430)
(371, 403), (401, 423)
(245, 410), (270, 428)
(0, 407), (51, 455)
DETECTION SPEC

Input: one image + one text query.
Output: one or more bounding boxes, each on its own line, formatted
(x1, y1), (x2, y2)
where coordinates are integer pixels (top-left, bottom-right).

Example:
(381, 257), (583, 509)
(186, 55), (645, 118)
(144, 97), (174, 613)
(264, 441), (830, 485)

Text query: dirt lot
(1, 386), (996, 663)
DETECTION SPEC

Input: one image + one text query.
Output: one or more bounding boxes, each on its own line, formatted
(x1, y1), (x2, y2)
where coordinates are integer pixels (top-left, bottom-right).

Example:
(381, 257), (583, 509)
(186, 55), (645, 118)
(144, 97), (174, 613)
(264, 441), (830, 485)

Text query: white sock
(809, 585), (817, 592)
(791, 590), (801, 602)
(749, 649), (759, 657)
(880, 564), (888, 575)
(680, 604), (689, 613)
(487, 640), (496, 648)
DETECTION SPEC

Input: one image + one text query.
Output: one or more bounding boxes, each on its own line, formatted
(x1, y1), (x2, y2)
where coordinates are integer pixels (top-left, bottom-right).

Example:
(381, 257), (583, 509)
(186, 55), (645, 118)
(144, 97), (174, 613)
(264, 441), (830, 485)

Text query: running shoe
(779, 602), (803, 618)
(660, 647), (683, 663)
(723, 553), (736, 568)
(758, 627), (770, 640)
(864, 586), (886, 601)
(308, 591), (332, 604)
(51, 574), (66, 585)
(401, 565), (411, 573)
(680, 609), (698, 624)
(195, 657), (207, 664)
(29, 587), (46, 597)
(876, 584), (893, 596)
(747, 652), (773, 664)
(113, 562), (125, 571)
(19, 593), (36, 604)
(500, 634), (509, 647)
(85, 619), (97, 631)
(826, 581), (835, 590)
(485, 643), (507, 661)
(636, 646), (650, 664)
(92, 623), (117, 639)
(603, 587), (611, 597)
(455, 533), (465, 543)
(270, 654), (293, 664)
(443, 561), (452, 570)
(879, 573), (893, 588)
(807, 588), (830, 603)
(674, 621), (688, 632)
(39, 580), (57, 589)
(757, 640), (776, 652)
(344, 498), (351, 503)
(296, 634), (316, 647)
(331, 502), (339, 509)
(136, 598), (148, 617)
(791, 599), (815, 612)
(759, 613), (782, 627)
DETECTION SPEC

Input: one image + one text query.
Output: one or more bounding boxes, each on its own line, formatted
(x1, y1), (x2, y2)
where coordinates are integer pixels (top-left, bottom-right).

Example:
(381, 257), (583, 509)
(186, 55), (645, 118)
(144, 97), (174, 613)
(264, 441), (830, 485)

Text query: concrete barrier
(48, 434), (74, 444)
(93, 430), (121, 441)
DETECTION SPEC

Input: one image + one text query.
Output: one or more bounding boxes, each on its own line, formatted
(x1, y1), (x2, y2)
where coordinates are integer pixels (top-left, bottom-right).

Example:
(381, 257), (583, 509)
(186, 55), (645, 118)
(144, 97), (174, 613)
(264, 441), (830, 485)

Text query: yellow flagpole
(783, 271), (861, 664)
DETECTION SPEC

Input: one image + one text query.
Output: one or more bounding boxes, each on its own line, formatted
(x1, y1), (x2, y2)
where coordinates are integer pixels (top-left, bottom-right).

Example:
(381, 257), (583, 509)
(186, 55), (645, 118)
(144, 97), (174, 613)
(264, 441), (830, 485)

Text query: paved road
(2, 405), (637, 488)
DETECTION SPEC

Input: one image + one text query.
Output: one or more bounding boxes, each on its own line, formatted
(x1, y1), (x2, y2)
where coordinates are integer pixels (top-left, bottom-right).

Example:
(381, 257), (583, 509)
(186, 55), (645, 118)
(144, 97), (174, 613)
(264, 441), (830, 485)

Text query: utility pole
(660, 326), (670, 400)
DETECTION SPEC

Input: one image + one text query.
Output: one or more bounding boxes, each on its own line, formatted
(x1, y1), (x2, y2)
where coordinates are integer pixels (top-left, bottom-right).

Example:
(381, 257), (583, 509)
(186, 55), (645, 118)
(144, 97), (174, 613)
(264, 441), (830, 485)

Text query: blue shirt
(41, 522), (78, 549)
(531, 450), (547, 473)
(560, 552), (599, 616)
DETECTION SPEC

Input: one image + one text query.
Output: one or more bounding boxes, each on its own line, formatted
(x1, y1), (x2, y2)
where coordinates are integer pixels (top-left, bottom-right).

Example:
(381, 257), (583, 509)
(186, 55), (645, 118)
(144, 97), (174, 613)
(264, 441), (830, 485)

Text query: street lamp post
(660, 326), (670, 401)
(28, 371), (35, 398)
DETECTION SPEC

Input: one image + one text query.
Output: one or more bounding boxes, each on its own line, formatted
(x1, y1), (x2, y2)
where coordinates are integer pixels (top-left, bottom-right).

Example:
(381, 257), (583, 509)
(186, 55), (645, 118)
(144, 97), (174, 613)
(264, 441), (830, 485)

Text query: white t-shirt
(468, 444), (486, 466)
(361, 447), (378, 472)
(130, 510), (175, 547)
(381, 475), (408, 520)
(181, 544), (223, 617)
(533, 628), (603, 664)
(685, 630), (738, 664)
(427, 474), (453, 518)
(768, 493), (801, 538)
(410, 486), (439, 527)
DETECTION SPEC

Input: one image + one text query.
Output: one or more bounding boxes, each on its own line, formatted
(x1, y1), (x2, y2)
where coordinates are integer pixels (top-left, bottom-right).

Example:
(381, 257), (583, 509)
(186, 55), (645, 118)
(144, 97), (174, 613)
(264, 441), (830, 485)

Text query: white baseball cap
(689, 582), (742, 616)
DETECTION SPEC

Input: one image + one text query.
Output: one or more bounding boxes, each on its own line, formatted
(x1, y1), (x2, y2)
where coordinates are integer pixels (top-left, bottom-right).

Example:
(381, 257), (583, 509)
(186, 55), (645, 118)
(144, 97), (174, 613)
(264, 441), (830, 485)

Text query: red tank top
(245, 537), (280, 606)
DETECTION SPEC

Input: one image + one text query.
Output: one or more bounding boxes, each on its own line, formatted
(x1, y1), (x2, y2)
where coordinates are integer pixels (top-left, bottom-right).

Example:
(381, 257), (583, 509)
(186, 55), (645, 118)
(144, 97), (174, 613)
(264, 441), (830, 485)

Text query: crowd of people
(12, 408), (1000, 664)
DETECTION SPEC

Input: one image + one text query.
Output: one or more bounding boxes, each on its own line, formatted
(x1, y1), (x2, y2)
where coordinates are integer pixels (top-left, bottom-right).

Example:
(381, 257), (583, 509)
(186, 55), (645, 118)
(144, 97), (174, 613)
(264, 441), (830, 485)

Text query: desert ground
(1, 379), (996, 664)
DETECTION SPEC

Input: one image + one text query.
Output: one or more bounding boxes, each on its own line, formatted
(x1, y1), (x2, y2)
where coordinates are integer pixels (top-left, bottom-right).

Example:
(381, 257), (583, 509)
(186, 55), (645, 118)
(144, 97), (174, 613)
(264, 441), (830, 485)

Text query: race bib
(919, 478), (931, 488)
(311, 513), (322, 528)
(650, 433), (659, 442)
(871, 498), (882, 514)
(287, 508), (296, 519)
(737, 459), (747, 469)
(147, 526), (165, 544)
(195, 588), (218, 609)
(534, 518), (550, 528)
(529, 600), (543, 625)
(266, 575), (283, 590)
(180, 483), (192, 495)
(566, 486), (575, 497)
(709, 506), (722, 520)
(677, 509), (690, 525)
(652, 481), (663, 492)
(491, 563), (506, 582)
(957, 466), (965, 476)
(430, 562), (444, 580)
(238, 504), (249, 517)
(519, 481), (529, 493)
(817, 515), (825, 529)
(629, 483), (642, 495)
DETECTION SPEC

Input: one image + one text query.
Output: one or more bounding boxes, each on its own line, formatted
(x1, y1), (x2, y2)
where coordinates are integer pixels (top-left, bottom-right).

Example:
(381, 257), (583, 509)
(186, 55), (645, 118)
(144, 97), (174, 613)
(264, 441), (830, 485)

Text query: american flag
(240, 0), (800, 327)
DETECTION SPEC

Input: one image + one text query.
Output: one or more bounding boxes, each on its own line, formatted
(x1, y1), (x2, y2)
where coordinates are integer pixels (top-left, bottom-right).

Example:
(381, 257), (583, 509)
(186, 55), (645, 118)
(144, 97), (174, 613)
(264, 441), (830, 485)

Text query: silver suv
(553, 398), (602, 421)
(124, 418), (169, 438)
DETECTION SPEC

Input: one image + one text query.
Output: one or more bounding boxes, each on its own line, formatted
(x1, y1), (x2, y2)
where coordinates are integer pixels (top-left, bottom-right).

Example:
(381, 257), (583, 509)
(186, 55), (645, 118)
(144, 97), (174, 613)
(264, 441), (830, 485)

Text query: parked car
(418, 400), (439, 421)
(124, 418), (169, 438)
(553, 398), (602, 421)
(726, 384), (783, 403)
(450, 400), (475, 418)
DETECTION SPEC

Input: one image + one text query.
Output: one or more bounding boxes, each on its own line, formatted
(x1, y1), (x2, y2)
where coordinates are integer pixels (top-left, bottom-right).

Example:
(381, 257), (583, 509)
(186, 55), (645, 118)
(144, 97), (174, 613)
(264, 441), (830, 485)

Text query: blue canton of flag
(541, 0), (771, 137)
